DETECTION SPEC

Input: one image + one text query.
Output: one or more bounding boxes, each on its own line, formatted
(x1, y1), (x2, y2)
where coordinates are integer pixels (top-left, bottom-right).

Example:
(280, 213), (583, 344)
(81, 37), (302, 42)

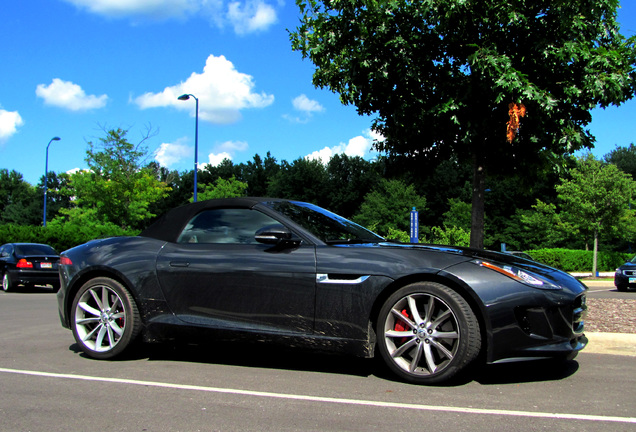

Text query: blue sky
(1, 0), (635, 186)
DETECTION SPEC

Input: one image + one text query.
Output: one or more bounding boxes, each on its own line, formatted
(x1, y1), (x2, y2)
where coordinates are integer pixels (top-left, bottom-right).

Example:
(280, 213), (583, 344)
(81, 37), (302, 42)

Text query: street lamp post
(178, 93), (199, 202)
(43, 136), (61, 227)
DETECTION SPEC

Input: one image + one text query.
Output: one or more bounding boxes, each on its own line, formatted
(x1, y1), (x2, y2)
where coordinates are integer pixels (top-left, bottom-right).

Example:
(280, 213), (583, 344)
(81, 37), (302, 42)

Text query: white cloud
(36, 79), (108, 111)
(62, 0), (279, 34)
(62, 0), (204, 19)
(134, 54), (274, 124)
(66, 168), (92, 177)
(305, 129), (382, 163)
(0, 109), (24, 142)
(154, 138), (192, 167)
(227, 0), (277, 34)
(293, 94), (324, 114)
(284, 94), (325, 123)
(218, 140), (248, 152)
(206, 152), (233, 167)
(199, 140), (248, 169)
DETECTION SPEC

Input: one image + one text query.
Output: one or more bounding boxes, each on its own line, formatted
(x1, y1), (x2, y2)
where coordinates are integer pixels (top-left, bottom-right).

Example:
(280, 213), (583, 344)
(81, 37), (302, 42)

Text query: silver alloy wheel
(383, 292), (460, 376)
(74, 284), (127, 353)
(2, 273), (10, 292)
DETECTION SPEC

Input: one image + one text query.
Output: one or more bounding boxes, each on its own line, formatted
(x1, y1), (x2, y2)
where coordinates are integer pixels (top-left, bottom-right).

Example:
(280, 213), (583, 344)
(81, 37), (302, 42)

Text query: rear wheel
(71, 277), (141, 359)
(2, 273), (13, 292)
(376, 282), (481, 384)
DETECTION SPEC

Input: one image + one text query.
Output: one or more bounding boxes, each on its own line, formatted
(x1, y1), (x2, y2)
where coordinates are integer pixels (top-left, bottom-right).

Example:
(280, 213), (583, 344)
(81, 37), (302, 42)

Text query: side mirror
(255, 224), (300, 245)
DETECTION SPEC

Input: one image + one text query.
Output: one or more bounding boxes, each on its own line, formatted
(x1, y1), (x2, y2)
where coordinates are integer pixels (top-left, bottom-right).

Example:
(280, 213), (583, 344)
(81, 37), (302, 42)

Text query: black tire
(376, 282), (481, 384)
(2, 272), (13, 292)
(616, 285), (628, 292)
(71, 277), (141, 359)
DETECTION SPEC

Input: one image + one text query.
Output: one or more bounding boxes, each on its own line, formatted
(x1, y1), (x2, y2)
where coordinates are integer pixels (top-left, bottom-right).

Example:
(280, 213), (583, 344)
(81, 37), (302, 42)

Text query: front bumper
(445, 260), (589, 363)
(615, 271), (636, 290)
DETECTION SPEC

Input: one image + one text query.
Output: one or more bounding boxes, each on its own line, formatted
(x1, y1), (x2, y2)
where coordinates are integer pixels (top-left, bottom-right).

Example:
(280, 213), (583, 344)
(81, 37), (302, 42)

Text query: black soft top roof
(139, 197), (286, 242)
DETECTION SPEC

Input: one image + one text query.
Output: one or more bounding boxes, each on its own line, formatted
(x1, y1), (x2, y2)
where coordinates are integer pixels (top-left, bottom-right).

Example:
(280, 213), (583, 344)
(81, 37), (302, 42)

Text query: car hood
(618, 261), (636, 270)
(338, 241), (580, 287)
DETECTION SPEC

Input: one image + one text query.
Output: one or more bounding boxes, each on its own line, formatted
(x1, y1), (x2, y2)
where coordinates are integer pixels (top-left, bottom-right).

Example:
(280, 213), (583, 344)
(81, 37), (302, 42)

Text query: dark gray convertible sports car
(57, 198), (588, 384)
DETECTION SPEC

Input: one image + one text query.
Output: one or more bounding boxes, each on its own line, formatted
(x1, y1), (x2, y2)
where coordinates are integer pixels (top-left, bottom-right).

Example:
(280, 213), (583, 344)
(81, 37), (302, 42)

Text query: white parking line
(1, 367), (634, 424)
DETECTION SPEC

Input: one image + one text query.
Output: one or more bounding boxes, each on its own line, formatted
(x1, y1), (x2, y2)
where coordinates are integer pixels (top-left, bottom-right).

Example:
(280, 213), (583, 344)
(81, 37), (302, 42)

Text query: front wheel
(376, 282), (481, 384)
(71, 277), (141, 359)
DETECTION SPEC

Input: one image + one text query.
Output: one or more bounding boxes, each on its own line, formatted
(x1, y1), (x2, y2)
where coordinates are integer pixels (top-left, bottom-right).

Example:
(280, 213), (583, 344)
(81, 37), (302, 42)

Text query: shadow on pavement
(71, 339), (579, 386)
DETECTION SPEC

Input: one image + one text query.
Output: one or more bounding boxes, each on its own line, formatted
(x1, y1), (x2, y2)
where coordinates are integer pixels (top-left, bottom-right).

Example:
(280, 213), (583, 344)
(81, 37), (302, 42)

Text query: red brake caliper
(394, 309), (412, 345)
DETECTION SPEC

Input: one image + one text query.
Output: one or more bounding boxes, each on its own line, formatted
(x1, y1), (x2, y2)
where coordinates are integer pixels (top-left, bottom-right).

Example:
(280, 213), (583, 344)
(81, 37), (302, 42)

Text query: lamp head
(178, 94), (191, 101)
(52, 137), (61, 141)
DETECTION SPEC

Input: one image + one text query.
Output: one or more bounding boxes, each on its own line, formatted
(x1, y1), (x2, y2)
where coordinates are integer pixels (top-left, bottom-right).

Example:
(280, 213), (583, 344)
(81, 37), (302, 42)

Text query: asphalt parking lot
(1, 289), (634, 432)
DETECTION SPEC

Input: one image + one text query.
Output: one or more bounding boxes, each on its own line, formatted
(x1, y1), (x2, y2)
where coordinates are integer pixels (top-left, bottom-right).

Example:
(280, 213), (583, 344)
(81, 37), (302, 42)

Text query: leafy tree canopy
(557, 153), (635, 272)
(190, 176), (248, 202)
(291, 0), (636, 248)
(56, 127), (170, 230)
(353, 178), (427, 236)
(604, 142), (636, 179)
(0, 169), (40, 225)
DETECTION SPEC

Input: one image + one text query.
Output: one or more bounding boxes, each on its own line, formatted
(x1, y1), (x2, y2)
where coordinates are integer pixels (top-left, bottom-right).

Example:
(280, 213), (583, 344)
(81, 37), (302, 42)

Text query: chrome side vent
(317, 274), (370, 284)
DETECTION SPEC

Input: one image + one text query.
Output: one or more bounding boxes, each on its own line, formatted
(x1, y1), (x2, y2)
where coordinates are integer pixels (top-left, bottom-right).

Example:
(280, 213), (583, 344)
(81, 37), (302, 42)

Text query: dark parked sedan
(57, 198), (588, 384)
(615, 256), (636, 291)
(1, 243), (60, 292)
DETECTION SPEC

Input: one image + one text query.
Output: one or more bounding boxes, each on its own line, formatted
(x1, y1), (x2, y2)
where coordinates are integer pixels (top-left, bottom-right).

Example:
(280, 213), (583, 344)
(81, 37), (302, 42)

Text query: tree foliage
(556, 153), (636, 273)
(290, 0), (636, 248)
(190, 176), (248, 202)
(56, 128), (170, 230)
(6, 136), (636, 256)
(0, 169), (40, 225)
(604, 142), (636, 179)
(353, 178), (427, 236)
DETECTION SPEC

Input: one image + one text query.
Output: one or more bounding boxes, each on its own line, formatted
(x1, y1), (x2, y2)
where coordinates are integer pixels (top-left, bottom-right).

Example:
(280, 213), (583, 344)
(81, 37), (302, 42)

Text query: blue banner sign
(410, 207), (419, 243)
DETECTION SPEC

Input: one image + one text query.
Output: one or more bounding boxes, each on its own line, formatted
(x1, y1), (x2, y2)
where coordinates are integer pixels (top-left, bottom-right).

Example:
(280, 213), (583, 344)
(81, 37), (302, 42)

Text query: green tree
(353, 178), (427, 236)
(518, 200), (577, 249)
(557, 153), (636, 274)
(267, 158), (329, 206)
(38, 171), (72, 224)
(190, 176), (248, 202)
(57, 128), (170, 230)
(291, 0), (636, 249)
(0, 169), (40, 225)
(604, 143), (636, 179)
(240, 152), (281, 197)
(325, 154), (380, 218)
(442, 198), (472, 232)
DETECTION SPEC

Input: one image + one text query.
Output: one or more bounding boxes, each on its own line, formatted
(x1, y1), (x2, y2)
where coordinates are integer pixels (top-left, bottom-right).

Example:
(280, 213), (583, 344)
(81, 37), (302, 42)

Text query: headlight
(472, 260), (561, 290)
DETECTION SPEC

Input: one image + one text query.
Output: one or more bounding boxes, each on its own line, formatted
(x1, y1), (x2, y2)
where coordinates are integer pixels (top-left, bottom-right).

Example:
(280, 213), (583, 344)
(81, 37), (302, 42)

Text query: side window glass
(177, 209), (280, 244)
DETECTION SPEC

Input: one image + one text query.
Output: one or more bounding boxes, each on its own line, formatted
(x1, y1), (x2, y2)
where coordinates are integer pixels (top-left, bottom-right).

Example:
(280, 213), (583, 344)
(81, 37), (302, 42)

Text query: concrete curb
(584, 332), (636, 357)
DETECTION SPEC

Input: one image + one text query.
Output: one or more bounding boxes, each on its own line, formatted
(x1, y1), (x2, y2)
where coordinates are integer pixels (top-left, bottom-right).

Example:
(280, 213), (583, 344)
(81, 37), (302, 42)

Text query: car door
(155, 208), (317, 334)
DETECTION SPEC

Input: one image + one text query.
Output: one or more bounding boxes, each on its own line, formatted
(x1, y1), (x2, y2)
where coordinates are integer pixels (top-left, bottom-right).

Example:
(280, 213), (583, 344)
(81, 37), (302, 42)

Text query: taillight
(60, 256), (73, 266)
(16, 259), (33, 268)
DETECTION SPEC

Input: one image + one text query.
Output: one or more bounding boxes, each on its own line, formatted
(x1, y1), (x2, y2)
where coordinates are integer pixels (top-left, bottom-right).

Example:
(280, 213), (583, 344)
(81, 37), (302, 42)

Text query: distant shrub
(527, 248), (632, 272)
(0, 223), (139, 253)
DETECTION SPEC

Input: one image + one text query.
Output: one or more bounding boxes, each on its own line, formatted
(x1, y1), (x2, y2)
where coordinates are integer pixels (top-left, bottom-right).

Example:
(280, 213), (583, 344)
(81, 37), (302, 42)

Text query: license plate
(40, 262), (52, 269)
(629, 277), (636, 284)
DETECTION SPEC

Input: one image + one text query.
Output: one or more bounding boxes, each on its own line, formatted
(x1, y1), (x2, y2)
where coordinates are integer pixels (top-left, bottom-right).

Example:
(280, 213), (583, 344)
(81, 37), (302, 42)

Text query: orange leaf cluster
(506, 102), (526, 143)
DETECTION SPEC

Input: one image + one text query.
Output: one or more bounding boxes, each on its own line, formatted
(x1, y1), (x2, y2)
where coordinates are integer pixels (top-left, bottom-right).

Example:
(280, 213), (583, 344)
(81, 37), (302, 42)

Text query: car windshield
(15, 244), (58, 256)
(263, 201), (385, 244)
